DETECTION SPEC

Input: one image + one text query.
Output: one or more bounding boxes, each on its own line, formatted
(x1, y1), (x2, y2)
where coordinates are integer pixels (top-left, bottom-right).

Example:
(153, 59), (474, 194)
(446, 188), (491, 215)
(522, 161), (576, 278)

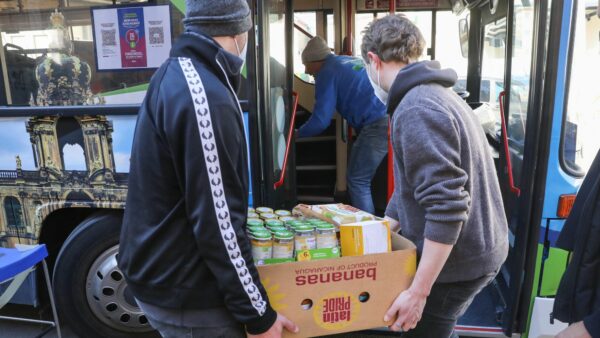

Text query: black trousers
(402, 272), (497, 338)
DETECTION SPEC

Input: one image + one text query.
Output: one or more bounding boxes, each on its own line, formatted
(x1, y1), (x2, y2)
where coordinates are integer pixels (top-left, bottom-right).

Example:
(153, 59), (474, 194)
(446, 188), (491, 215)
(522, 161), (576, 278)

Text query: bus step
(296, 136), (336, 143)
(296, 165), (336, 171)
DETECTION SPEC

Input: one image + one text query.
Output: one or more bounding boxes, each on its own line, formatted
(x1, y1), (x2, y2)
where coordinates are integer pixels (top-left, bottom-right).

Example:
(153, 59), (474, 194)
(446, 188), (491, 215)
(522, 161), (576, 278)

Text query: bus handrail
(293, 23), (313, 39)
(274, 91), (299, 190)
(499, 90), (521, 196)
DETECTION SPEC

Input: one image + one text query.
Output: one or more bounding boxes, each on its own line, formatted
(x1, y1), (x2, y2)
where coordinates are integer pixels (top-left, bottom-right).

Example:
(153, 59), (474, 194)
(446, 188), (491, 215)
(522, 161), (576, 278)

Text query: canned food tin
(272, 231), (294, 259)
(260, 213), (278, 220)
(247, 219), (264, 227)
(256, 207), (274, 214)
(250, 230), (272, 260)
(279, 216), (296, 223)
(247, 225), (266, 234)
(275, 210), (292, 217)
(267, 225), (287, 233)
(316, 223), (338, 249)
(265, 219), (285, 228)
(294, 225), (316, 251)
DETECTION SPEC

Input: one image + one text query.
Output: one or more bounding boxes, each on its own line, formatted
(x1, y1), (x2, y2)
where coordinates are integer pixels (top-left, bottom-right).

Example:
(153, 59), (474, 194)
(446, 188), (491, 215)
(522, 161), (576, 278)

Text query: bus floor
(458, 283), (503, 328)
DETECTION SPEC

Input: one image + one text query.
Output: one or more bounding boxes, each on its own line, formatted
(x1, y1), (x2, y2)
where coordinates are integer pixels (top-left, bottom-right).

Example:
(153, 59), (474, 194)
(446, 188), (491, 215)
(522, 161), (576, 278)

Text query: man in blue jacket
(299, 37), (388, 214)
(118, 0), (297, 337)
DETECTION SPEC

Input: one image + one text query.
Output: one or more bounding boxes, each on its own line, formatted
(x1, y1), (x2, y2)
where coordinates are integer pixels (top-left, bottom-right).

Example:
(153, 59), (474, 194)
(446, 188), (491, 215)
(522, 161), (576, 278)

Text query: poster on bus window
(357, 0), (438, 11)
(91, 4), (172, 70)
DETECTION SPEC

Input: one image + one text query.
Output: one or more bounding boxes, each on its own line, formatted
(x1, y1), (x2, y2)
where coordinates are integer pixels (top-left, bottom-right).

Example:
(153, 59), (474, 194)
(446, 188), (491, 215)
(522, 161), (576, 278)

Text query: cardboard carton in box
(292, 204), (376, 227)
(340, 220), (392, 257)
(256, 233), (416, 338)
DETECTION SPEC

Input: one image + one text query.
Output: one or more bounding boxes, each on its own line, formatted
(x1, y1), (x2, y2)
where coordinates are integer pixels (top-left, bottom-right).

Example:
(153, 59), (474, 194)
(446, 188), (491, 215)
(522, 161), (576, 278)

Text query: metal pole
(345, 0), (353, 55)
(387, 0), (396, 202)
(42, 260), (62, 338)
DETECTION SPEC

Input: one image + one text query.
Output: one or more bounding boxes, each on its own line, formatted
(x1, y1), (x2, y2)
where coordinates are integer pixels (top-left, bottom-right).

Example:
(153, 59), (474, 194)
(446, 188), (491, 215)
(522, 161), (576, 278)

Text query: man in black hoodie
(117, 1), (298, 337)
(554, 149), (600, 338)
(360, 15), (508, 338)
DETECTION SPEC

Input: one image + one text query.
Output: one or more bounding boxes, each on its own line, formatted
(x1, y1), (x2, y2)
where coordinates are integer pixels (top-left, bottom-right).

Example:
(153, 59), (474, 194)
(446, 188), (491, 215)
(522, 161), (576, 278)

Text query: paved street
(0, 304), (76, 338)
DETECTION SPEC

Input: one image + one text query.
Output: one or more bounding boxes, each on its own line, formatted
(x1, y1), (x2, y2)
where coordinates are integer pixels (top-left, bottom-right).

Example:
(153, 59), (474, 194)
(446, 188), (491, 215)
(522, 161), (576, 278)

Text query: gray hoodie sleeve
(385, 190), (400, 221)
(396, 106), (470, 245)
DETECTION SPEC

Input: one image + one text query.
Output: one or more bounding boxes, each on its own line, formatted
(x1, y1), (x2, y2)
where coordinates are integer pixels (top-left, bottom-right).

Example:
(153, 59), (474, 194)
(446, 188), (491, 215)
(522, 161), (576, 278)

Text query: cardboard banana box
(256, 233), (416, 338)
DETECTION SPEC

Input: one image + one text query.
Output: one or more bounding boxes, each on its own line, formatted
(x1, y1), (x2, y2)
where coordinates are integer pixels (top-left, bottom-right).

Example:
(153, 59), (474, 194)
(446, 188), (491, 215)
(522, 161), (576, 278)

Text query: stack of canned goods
(247, 207), (339, 262)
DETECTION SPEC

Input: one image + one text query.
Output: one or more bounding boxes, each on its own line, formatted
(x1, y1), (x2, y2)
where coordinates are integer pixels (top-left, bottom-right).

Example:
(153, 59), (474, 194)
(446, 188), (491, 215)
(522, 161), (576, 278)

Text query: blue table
(0, 245), (48, 282)
(0, 244), (62, 338)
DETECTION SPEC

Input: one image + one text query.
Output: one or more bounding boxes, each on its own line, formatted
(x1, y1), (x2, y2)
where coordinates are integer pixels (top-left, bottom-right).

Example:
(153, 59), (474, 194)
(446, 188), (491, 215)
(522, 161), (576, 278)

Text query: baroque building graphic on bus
(0, 115), (129, 247)
(0, 11), (132, 247)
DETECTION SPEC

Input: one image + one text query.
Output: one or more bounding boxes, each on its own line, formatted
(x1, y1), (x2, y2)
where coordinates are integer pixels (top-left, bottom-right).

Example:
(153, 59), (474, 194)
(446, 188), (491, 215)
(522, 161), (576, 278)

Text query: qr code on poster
(149, 27), (164, 44)
(101, 29), (116, 47)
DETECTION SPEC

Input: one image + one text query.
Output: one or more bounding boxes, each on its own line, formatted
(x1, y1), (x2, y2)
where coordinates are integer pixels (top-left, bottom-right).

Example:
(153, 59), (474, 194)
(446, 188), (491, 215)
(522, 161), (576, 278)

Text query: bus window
(295, 12), (317, 35)
(562, 0), (600, 175)
(480, 17), (507, 132)
(354, 12), (376, 56)
(354, 11), (432, 59)
(294, 12), (316, 83)
(507, 0), (535, 164)
(398, 11), (432, 59)
(0, 2), (183, 108)
(435, 11), (468, 80)
(267, 1), (288, 177)
(326, 13), (335, 49)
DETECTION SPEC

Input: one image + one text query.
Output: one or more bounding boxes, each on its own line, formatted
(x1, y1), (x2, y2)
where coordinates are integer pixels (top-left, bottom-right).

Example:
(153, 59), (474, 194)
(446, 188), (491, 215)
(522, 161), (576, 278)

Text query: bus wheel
(53, 212), (159, 338)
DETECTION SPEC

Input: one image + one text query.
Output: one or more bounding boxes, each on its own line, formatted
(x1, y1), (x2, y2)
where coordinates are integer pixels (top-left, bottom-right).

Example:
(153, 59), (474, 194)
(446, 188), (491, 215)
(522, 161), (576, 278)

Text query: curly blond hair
(361, 14), (426, 64)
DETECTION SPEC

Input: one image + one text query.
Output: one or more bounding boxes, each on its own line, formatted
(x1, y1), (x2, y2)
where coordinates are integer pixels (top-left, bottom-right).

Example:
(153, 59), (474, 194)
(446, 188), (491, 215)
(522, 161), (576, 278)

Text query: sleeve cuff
(245, 304), (278, 335)
(424, 220), (463, 245)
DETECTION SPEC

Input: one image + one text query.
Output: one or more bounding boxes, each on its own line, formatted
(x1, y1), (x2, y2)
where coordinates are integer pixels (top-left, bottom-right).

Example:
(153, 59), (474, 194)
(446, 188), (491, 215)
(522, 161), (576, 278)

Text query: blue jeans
(347, 116), (389, 214)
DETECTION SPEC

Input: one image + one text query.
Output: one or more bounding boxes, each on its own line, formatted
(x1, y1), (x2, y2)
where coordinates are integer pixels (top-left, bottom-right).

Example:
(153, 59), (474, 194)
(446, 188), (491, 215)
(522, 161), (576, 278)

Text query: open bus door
(248, 0), (298, 210)
(458, 0), (600, 337)
(454, 0), (556, 336)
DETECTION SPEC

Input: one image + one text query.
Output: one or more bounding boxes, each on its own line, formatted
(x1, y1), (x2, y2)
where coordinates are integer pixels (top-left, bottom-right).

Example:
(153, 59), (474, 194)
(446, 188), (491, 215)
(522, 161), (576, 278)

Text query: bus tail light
(557, 194), (576, 218)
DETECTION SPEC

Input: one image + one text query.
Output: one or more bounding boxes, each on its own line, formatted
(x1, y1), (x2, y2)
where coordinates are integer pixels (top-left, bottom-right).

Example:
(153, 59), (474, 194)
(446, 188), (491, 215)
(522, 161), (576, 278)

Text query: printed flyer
(92, 4), (171, 70)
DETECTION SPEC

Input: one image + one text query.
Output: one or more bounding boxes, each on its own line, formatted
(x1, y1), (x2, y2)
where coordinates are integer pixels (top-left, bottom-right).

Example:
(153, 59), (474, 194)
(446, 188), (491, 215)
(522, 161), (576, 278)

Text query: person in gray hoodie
(360, 15), (509, 338)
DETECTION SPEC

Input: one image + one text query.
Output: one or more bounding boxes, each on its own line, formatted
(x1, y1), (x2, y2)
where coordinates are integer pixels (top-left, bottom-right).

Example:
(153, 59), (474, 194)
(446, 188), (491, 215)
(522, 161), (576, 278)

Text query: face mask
(234, 35), (248, 70)
(367, 61), (388, 105)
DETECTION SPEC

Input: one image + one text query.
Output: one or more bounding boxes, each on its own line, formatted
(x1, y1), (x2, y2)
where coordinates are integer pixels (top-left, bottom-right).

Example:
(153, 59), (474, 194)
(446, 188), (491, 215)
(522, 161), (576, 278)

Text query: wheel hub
(86, 245), (153, 332)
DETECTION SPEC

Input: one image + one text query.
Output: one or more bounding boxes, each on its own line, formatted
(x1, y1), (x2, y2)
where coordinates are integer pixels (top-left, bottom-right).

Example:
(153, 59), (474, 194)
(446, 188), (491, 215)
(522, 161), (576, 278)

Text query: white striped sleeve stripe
(178, 57), (267, 316)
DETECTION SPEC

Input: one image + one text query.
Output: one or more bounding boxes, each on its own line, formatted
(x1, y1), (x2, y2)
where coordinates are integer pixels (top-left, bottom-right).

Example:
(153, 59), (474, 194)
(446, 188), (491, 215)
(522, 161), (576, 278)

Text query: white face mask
(367, 61), (388, 105)
(234, 35), (248, 70)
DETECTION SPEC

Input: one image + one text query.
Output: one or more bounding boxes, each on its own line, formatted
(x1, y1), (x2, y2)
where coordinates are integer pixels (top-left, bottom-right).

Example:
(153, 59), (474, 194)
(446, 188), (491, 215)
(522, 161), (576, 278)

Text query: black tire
(53, 212), (159, 338)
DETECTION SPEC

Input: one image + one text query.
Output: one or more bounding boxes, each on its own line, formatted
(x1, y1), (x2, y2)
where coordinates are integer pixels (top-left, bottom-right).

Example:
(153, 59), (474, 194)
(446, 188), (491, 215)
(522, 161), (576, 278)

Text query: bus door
(249, 0), (297, 209)
(517, 0), (600, 337)
(291, 1), (346, 207)
(453, 0), (547, 336)
(456, 0), (600, 337)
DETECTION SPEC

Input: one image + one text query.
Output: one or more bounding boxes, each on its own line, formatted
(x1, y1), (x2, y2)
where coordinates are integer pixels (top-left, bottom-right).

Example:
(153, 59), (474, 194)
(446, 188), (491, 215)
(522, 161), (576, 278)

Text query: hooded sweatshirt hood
(171, 30), (244, 92)
(387, 60), (457, 115)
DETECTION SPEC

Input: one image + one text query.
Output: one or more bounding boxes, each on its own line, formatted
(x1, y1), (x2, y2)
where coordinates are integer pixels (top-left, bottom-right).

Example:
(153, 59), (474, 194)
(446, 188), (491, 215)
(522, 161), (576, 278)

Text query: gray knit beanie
(302, 36), (332, 63)
(183, 0), (252, 37)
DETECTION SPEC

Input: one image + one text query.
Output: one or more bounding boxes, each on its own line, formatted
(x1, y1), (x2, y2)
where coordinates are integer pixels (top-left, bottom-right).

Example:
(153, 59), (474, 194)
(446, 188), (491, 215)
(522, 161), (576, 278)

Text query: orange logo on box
(313, 291), (360, 330)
